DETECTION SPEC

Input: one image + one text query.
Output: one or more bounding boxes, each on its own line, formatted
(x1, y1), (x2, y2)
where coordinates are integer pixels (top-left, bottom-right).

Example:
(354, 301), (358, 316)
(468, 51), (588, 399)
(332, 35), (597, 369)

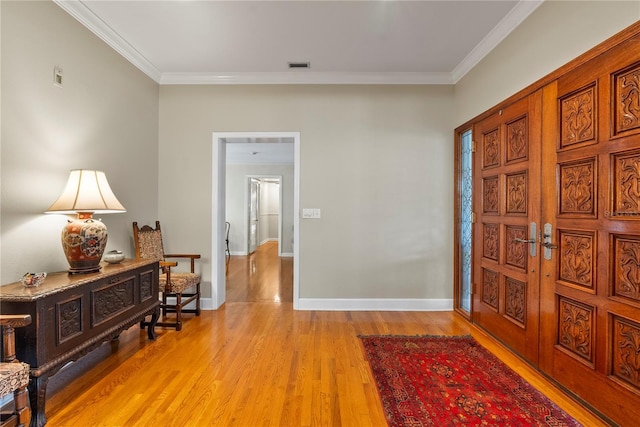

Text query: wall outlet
(302, 208), (321, 219)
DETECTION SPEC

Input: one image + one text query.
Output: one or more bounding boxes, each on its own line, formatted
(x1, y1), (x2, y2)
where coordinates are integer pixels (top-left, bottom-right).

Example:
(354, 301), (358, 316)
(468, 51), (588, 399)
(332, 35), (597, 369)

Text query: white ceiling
(224, 138), (295, 165)
(53, 1), (543, 164)
(55, 0), (542, 85)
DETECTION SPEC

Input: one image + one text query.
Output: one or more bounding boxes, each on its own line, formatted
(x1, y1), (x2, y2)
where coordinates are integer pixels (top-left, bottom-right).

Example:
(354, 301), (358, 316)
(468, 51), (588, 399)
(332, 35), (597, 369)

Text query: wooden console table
(0, 258), (159, 427)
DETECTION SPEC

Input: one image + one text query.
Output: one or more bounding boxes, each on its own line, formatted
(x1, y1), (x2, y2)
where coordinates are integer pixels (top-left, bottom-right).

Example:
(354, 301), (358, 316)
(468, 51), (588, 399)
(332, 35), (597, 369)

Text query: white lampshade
(46, 170), (126, 214)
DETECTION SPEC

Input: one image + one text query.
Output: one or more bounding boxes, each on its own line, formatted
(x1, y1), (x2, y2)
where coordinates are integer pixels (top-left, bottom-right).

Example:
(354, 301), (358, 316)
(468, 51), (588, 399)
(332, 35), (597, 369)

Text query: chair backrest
(132, 221), (165, 261)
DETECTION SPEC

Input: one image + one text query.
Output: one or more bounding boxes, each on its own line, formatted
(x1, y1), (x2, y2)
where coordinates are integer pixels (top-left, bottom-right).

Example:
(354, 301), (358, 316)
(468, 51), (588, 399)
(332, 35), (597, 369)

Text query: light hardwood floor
(45, 243), (608, 426)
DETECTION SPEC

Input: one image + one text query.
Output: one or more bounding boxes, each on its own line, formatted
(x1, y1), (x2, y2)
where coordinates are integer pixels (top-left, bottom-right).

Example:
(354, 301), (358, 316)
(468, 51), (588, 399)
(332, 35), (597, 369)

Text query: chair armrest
(160, 261), (178, 268)
(164, 254), (201, 273)
(159, 261), (178, 281)
(1, 314), (31, 363)
(0, 314), (31, 329)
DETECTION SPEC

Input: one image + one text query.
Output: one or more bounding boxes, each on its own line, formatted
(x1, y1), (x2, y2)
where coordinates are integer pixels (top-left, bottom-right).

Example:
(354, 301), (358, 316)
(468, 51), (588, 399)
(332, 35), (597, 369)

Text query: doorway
(211, 132), (300, 309)
(244, 176), (284, 256)
(248, 177), (260, 255)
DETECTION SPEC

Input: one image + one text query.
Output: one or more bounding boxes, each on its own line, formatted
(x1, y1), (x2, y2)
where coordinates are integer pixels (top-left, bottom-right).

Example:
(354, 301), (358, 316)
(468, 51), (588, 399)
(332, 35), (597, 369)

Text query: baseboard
(189, 298), (452, 311)
(296, 298), (453, 311)
(200, 297), (216, 310)
(231, 248), (291, 257)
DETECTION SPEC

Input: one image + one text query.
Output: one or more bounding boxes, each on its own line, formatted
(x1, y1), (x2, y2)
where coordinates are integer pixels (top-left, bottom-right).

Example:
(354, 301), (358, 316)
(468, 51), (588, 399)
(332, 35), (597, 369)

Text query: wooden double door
(472, 33), (640, 425)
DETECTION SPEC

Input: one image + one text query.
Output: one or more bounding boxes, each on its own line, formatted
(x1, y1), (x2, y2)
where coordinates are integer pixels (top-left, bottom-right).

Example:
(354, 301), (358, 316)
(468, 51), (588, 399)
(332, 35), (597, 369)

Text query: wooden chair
(132, 221), (201, 331)
(0, 314), (31, 427)
(225, 221), (231, 262)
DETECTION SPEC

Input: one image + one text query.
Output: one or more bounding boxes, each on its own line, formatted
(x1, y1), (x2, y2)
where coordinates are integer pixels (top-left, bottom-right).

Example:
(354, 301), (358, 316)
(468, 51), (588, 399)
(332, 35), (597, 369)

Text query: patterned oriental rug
(360, 335), (582, 427)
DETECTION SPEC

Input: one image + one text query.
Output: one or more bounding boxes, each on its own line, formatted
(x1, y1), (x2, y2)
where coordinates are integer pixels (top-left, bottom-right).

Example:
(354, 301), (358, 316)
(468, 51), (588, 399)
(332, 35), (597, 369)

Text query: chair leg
(196, 283), (201, 316)
(175, 293), (182, 331)
(162, 292), (168, 317)
(14, 385), (31, 427)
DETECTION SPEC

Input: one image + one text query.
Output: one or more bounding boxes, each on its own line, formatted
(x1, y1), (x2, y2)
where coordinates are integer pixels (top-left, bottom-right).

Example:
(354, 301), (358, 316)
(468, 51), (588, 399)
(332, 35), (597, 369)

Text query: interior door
(472, 92), (542, 365)
(248, 178), (260, 254)
(539, 34), (640, 425)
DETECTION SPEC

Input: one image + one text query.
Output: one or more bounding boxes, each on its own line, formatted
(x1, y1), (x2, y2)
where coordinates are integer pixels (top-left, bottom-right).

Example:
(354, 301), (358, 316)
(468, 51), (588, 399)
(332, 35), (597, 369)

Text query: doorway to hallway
(211, 131), (300, 309)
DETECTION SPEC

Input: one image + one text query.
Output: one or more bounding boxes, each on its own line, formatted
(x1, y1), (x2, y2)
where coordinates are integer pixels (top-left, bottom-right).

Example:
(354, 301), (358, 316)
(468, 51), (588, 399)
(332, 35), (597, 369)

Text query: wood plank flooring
(44, 243), (608, 426)
(226, 242), (293, 303)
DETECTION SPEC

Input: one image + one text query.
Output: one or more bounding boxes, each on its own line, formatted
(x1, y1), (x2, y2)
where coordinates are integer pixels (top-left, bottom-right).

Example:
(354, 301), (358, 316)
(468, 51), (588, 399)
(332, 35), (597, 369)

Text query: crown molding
(55, 0), (541, 86)
(54, 0), (162, 82)
(160, 71), (453, 85)
(451, 0), (544, 83)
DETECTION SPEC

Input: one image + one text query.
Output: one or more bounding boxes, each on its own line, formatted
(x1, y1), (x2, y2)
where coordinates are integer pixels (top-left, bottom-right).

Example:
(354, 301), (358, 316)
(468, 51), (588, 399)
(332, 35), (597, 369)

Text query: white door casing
(211, 131), (300, 309)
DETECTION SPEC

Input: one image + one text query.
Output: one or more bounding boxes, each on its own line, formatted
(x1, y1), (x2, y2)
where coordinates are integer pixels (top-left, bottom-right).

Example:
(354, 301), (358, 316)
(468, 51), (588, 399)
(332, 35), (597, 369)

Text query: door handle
(513, 222), (537, 257)
(514, 238), (536, 244)
(542, 223), (556, 260)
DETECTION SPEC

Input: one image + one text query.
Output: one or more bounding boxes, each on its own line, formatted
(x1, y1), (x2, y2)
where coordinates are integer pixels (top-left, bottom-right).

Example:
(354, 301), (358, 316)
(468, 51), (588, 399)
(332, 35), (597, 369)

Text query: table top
(0, 258), (158, 301)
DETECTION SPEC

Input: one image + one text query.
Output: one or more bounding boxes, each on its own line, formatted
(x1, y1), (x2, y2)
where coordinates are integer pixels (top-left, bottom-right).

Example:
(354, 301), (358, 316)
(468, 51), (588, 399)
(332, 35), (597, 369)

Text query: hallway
(226, 241), (293, 303)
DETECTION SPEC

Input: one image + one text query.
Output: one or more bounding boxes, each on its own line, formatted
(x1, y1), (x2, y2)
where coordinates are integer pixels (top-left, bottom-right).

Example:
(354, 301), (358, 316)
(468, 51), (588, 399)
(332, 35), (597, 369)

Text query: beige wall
(454, 0), (640, 127)
(159, 85), (455, 304)
(0, 1), (159, 283)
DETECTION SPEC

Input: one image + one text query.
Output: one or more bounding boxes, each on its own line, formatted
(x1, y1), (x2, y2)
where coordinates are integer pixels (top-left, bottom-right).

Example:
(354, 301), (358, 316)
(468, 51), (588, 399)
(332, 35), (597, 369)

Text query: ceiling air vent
(288, 62), (311, 69)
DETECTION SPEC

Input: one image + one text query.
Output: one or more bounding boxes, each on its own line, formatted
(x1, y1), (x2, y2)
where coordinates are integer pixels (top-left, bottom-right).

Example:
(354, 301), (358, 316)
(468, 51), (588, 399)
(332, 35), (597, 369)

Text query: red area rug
(360, 335), (582, 427)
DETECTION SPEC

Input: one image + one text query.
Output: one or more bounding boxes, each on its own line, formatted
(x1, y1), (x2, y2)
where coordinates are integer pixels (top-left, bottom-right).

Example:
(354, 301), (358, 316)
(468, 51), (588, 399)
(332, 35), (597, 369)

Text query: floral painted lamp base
(61, 213), (107, 274)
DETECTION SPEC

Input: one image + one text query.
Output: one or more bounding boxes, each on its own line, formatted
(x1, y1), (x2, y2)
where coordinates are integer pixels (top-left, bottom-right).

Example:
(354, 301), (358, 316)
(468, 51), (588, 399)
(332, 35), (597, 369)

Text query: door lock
(542, 223), (557, 260)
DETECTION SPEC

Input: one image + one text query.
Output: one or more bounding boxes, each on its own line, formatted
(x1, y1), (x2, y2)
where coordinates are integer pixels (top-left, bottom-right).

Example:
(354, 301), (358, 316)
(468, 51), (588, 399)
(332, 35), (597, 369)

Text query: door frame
(211, 131), (300, 309)
(247, 177), (261, 255)
(245, 175), (284, 256)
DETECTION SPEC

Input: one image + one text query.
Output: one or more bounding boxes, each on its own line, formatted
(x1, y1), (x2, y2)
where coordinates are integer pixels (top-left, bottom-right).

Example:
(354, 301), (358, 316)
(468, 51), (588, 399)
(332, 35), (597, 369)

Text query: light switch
(302, 208), (321, 219)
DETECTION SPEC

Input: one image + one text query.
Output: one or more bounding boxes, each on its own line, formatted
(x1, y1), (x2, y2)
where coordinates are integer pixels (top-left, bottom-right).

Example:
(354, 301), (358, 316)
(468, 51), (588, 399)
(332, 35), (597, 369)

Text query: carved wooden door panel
(472, 92), (542, 365)
(539, 34), (640, 425)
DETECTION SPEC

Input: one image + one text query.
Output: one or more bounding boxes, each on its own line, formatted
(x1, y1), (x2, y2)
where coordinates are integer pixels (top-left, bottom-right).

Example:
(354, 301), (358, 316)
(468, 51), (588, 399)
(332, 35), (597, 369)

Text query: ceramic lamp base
(62, 212), (108, 274)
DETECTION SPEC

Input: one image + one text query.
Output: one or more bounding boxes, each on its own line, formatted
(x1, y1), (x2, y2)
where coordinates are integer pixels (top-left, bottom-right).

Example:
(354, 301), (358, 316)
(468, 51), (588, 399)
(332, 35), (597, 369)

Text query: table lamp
(46, 170), (126, 274)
